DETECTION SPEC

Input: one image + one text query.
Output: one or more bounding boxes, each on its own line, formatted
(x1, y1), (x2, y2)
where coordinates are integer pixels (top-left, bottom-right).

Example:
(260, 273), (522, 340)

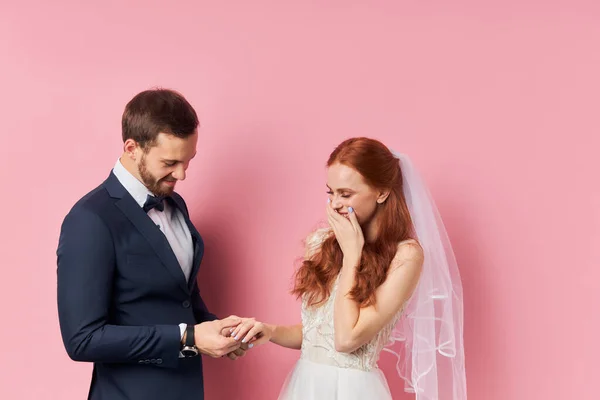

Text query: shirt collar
(112, 158), (154, 208)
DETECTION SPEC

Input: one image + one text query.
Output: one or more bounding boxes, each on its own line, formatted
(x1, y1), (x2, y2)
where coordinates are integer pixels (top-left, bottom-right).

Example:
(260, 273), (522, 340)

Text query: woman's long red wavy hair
(292, 137), (414, 308)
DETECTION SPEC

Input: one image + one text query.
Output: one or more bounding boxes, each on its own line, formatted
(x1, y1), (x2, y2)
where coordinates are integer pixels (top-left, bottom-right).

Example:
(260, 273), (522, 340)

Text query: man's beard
(139, 155), (175, 197)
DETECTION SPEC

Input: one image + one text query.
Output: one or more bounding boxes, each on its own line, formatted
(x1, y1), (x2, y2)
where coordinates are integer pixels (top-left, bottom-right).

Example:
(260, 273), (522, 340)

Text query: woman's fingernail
(348, 207), (354, 213)
(241, 338), (247, 343)
(248, 343), (254, 349)
(327, 198), (331, 203)
(234, 336), (239, 341)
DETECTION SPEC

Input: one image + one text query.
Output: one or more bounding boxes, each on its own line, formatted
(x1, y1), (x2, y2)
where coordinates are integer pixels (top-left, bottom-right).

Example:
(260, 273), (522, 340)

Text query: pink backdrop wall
(1, 1), (598, 399)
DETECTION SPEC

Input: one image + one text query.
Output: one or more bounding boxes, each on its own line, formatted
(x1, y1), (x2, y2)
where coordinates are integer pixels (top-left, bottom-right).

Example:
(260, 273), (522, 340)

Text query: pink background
(1, 1), (598, 399)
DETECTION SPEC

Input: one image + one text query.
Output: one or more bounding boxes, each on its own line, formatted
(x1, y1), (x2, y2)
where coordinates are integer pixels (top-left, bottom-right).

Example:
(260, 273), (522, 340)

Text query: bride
(231, 137), (467, 400)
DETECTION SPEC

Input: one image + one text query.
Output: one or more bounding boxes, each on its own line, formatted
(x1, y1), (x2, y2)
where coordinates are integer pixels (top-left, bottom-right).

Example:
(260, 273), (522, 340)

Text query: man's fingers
(218, 335), (241, 351)
(221, 326), (235, 337)
(233, 348), (246, 357)
(224, 342), (241, 354)
(215, 335), (238, 352)
(225, 347), (245, 359)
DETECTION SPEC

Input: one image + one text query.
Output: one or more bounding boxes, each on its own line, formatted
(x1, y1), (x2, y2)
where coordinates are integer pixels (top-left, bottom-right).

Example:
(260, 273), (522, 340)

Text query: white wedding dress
(278, 230), (404, 400)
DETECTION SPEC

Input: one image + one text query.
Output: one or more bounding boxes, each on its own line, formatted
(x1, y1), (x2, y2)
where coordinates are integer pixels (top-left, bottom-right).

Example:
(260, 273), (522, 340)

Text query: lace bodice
(299, 228), (404, 372)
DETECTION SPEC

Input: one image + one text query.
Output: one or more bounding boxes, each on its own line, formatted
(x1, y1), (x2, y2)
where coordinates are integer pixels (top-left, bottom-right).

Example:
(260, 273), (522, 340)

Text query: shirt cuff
(178, 323), (187, 358)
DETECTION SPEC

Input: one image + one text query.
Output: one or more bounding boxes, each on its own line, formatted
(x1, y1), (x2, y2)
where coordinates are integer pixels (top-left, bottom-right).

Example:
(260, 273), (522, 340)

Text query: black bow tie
(143, 195), (166, 213)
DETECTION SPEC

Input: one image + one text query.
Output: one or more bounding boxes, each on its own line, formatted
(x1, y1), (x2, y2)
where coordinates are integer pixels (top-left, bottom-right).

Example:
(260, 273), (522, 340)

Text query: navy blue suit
(57, 171), (217, 400)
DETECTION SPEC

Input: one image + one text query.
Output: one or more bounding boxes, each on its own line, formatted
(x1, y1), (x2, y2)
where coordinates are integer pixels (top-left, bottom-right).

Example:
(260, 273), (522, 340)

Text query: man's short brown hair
(122, 88), (199, 150)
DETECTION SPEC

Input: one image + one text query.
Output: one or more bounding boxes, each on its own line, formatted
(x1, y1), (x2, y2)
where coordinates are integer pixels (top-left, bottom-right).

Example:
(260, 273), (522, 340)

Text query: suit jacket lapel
(104, 172), (190, 294)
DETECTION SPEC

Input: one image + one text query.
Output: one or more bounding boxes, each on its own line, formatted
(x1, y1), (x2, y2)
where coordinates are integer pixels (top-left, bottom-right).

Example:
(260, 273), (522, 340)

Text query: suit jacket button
(182, 300), (191, 308)
(151, 359), (156, 363)
(138, 360), (144, 364)
(156, 358), (163, 364)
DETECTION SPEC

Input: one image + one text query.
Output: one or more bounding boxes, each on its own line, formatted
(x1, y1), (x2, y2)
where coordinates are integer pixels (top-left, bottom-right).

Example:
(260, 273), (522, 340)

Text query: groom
(57, 88), (246, 400)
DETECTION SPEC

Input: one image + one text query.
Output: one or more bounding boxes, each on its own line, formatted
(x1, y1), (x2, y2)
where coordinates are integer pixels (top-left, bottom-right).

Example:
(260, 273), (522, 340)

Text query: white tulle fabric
(383, 152), (467, 400)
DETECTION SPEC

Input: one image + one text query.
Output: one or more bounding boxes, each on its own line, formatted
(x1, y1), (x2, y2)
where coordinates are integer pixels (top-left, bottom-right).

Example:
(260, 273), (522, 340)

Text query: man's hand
(225, 346), (247, 360)
(191, 317), (242, 358)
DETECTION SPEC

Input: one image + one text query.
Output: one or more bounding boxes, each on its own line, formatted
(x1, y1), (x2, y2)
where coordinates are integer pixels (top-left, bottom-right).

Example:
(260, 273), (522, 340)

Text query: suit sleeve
(57, 206), (181, 368)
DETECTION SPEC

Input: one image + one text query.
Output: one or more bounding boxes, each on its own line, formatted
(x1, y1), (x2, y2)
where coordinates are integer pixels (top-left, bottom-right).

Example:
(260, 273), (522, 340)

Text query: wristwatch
(181, 325), (199, 357)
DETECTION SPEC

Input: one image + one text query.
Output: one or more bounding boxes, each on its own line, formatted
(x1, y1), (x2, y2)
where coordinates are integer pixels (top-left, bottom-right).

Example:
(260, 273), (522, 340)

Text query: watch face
(181, 347), (198, 357)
